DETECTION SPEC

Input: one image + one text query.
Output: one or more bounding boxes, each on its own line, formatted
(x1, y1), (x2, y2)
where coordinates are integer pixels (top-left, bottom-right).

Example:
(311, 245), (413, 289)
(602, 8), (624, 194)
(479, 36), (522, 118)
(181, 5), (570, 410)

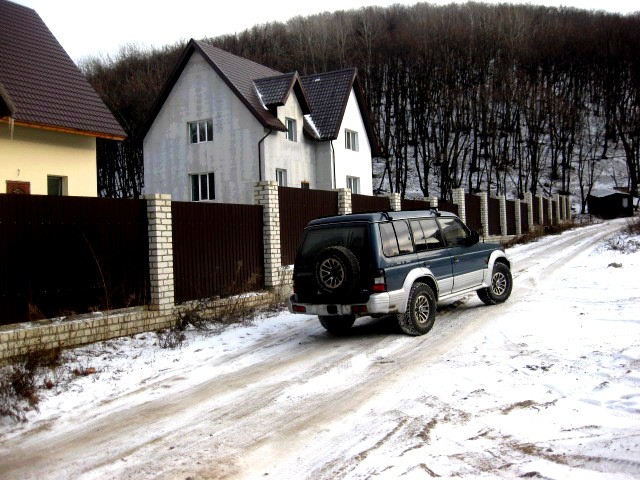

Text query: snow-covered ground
(1, 217), (639, 479)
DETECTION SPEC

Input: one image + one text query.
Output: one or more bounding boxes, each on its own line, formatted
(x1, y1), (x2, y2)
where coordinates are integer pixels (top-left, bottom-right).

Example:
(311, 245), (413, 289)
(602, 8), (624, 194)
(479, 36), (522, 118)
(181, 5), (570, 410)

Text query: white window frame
(285, 118), (297, 142)
(346, 176), (360, 194)
(276, 169), (288, 187)
(188, 119), (213, 144)
(345, 129), (359, 151)
(190, 172), (215, 201)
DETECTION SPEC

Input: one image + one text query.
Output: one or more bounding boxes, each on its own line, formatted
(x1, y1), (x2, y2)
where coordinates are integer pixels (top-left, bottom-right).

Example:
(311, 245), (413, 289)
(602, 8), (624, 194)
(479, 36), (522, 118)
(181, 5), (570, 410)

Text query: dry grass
(0, 348), (62, 422)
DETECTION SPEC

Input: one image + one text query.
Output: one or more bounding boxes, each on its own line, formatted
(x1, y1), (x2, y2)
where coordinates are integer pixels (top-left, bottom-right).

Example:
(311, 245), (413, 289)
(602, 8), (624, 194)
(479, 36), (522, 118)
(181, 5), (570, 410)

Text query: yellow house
(0, 0), (125, 197)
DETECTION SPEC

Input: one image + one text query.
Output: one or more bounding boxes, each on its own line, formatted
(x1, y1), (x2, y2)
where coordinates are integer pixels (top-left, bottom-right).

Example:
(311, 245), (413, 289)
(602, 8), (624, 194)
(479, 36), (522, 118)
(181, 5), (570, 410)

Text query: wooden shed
(587, 189), (634, 219)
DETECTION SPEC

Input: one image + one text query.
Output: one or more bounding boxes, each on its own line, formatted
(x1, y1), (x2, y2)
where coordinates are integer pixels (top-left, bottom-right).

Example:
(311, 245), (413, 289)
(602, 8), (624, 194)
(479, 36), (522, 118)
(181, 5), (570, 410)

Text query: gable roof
(139, 39), (379, 156)
(0, 0), (125, 140)
(301, 69), (380, 155)
(254, 72), (311, 115)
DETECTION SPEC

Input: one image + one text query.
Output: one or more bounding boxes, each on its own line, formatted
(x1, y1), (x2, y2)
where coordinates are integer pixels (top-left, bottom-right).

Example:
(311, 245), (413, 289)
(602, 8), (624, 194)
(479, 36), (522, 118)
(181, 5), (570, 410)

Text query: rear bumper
(288, 291), (399, 317)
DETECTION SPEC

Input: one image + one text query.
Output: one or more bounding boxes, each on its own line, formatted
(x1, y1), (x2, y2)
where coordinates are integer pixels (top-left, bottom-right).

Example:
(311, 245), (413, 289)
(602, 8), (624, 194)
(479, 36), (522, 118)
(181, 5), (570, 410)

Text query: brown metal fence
(352, 193), (390, 213)
(172, 201), (264, 303)
(401, 198), (430, 211)
(506, 200), (517, 235)
(543, 198), (551, 225)
(0, 194), (149, 326)
(465, 194), (482, 232)
(439, 200), (459, 216)
(533, 197), (541, 225)
(279, 187), (339, 266)
(488, 197), (501, 235)
(520, 202), (530, 233)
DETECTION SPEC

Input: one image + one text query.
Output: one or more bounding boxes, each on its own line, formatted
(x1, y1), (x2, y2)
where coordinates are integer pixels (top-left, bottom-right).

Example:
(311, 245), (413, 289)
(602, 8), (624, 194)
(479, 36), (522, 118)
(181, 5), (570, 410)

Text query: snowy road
(1, 218), (639, 479)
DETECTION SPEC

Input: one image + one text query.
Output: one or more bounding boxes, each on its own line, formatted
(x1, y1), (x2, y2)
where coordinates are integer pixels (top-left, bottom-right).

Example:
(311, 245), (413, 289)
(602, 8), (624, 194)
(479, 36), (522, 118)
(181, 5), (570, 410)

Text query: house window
(47, 176), (66, 196)
(188, 120), (213, 144)
(285, 118), (297, 142)
(345, 130), (359, 151)
(346, 176), (360, 194)
(191, 172), (215, 201)
(301, 181), (310, 189)
(276, 169), (287, 187)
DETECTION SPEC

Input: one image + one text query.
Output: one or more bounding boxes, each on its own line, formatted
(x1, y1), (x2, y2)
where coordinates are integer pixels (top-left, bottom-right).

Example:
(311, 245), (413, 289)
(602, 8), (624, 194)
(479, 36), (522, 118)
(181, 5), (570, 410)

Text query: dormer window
(285, 118), (297, 142)
(345, 130), (359, 151)
(189, 120), (213, 144)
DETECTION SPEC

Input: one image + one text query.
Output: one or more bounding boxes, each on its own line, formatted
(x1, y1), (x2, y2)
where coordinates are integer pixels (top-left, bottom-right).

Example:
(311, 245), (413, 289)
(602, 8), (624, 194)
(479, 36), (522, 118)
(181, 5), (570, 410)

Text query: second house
(140, 39), (379, 204)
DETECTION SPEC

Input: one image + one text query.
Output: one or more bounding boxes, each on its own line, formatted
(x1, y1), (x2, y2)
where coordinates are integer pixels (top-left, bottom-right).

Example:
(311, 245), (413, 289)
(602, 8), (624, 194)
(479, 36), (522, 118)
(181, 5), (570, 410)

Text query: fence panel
(439, 200), (459, 216)
(488, 197), (501, 235)
(506, 200), (517, 235)
(543, 198), (551, 225)
(465, 194), (482, 232)
(401, 198), (430, 211)
(534, 197), (541, 225)
(279, 187), (339, 266)
(520, 202), (530, 233)
(352, 194), (390, 213)
(0, 194), (149, 325)
(172, 202), (264, 303)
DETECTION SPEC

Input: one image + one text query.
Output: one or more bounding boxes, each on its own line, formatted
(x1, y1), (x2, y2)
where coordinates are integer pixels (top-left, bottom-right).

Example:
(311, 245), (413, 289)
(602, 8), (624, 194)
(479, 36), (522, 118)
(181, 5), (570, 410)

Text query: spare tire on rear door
(314, 246), (360, 298)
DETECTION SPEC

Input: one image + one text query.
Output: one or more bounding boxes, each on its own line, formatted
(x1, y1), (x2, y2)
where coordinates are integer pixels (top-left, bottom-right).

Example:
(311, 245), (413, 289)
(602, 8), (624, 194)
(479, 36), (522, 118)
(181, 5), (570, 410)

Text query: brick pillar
(338, 188), (352, 215)
(451, 188), (466, 224)
(547, 196), (554, 226)
(565, 195), (572, 222)
(428, 196), (438, 209)
(388, 193), (401, 212)
(498, 195), (507, 236)
(144, 194), (174, 311)
(514, 199), (522, 236)
(524, 192), (534, 231)
(553, 193), (561, 224)
(535, 195), (544, 225)
(255, 181), (281, 288)
(479, 191), (489, 238)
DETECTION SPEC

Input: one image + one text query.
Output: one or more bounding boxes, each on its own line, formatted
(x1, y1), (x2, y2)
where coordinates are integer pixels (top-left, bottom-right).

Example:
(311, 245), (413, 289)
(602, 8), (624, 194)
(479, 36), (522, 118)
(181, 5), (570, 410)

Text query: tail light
(371, 269), (387, 293)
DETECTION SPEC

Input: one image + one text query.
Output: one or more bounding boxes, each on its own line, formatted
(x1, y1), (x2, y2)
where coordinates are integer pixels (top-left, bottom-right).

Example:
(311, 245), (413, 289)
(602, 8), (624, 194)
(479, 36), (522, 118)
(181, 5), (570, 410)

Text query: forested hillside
(83, 2), (640, 210)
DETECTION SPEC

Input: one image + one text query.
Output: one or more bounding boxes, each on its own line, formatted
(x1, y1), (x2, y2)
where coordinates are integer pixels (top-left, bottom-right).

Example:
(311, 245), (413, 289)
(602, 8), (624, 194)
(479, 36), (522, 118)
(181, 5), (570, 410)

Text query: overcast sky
(11, 0), (639, 63)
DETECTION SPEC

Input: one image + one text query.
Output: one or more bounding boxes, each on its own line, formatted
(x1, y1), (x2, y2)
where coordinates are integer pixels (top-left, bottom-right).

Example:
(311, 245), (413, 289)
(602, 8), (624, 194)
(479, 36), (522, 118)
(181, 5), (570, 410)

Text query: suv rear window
(299, 225), (368, 260)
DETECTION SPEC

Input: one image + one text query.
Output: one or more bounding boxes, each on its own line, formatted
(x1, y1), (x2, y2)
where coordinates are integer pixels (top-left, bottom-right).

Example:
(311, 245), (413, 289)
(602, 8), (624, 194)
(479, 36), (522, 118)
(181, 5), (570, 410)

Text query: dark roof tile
(0, 0), (126, 139)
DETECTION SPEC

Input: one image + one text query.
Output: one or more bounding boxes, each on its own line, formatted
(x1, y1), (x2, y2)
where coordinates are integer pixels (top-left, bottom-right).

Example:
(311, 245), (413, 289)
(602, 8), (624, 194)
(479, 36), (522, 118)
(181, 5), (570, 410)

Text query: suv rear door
(377, 220), (419, 292)
(409, 218), (453, 296)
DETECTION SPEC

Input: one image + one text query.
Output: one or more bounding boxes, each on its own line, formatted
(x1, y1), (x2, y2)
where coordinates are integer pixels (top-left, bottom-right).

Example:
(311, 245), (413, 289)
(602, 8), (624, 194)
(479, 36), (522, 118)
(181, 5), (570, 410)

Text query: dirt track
(0, 218), (634, 479)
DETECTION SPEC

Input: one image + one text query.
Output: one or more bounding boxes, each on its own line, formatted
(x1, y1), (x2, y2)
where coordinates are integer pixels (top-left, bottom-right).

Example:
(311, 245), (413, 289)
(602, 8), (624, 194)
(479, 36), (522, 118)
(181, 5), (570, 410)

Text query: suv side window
(437, 217), (470, 247)
(380, 220), (414, 257)
(420, 219), (445, 250)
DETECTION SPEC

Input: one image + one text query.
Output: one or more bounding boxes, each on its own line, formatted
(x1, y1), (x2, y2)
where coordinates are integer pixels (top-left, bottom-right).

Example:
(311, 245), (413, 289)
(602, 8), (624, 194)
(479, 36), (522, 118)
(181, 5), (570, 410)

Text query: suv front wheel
(477, 263), (512, 305)
(398, 282), (436, 336)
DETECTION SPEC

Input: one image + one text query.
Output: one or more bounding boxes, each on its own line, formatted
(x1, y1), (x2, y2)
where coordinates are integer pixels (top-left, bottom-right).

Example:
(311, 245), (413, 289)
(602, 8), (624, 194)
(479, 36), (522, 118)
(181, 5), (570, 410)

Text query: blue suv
(288, 210), (512, 336)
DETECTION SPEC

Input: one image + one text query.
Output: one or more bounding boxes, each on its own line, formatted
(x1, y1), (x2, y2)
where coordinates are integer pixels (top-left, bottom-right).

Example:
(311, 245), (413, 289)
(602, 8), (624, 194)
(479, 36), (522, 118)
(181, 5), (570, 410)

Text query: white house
(139, 39), (378, 204)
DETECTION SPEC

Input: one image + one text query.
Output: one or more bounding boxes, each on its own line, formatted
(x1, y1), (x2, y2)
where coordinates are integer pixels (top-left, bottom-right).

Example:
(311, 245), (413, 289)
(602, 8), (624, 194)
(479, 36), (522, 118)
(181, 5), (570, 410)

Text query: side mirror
(466, 230), (480, 246)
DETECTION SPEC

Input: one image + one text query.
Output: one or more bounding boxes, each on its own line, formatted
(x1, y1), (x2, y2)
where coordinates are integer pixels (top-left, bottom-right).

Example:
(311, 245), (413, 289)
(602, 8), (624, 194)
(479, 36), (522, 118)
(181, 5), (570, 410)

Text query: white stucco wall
(263, 94), (317, 188)
(0, 123), (97, 196)
(143, 53), (268, 204)
(332, 89), (373, 195)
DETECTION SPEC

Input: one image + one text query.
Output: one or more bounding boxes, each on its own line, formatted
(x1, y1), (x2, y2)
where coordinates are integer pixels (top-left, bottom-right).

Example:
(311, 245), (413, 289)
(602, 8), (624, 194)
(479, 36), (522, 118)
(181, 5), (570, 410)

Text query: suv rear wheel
(398, 282), (436, 336)
(318, 315), (356, 335)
